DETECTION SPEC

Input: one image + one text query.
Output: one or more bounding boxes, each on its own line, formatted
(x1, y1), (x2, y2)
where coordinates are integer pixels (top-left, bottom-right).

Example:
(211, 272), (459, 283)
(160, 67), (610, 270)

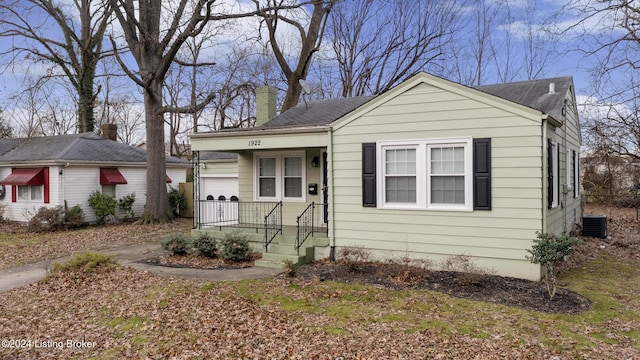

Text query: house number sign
(248, 139), (262, 146)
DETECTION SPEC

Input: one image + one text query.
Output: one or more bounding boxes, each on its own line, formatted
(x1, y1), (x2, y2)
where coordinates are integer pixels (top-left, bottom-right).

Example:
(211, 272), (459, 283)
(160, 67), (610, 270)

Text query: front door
(322, 151), (329, 224)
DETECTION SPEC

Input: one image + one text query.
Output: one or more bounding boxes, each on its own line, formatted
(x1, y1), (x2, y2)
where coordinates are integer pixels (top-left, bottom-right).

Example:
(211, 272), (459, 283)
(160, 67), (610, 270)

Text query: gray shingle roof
(199, 151), (238, 161)
(0, 133), (188, 165)
(259, 96), (374, 129)
(475, 76), (573, 122)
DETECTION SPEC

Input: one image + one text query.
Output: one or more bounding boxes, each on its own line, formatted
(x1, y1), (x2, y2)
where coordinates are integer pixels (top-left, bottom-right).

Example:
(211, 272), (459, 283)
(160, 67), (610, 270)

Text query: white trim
(253, 150), (306, 202)
(199, 174), (238, 178)
(573, 151), (580, 198)
(376, 137), (473, 211)
(551, 141), (559, 208)
(566, 148), (572, 191)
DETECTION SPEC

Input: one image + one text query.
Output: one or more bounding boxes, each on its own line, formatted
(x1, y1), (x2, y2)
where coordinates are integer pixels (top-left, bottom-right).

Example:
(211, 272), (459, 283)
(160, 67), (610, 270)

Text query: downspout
(562, 99), (568, 234)
(542, 116), (548, 235)
(193, 151), (199, 230)
(59, 163), (70, 207)
(328, 126), (336, 261)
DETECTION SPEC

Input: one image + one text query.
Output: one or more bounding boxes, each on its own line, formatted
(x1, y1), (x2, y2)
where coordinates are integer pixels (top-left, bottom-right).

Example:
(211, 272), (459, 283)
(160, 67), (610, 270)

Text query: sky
(0, 0), (634, 140)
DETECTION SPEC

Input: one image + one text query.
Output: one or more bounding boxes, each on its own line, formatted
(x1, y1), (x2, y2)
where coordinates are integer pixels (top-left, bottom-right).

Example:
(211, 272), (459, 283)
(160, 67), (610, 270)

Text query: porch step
(255, 253), (308, 269)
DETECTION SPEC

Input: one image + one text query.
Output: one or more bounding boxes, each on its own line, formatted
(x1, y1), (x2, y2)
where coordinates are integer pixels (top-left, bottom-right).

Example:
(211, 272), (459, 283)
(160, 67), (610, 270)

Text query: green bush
(88, 191), (117, 223)
(52, 252), (116, 273)
(64, 204), (85, 229)
(162, 233), (191, 255)
(219, 231), (252, 262)
(192, 233), (218, 258)
(526, 231), (581, 300)
(118, 193), (136, 219)
(167, 187), (186, 217)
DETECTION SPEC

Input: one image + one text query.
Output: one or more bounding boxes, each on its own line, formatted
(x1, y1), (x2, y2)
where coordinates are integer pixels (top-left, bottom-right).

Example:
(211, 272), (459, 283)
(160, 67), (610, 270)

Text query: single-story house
(0, 131), (190, 223)
(189, 72), (582, 281)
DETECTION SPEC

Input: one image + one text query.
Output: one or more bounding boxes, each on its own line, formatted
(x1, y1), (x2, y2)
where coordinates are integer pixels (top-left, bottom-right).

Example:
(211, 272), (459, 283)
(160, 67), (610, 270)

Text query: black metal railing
(296, 202), (328, 254)
(264, 202), (282, 252)
(198, 200), (282, 233)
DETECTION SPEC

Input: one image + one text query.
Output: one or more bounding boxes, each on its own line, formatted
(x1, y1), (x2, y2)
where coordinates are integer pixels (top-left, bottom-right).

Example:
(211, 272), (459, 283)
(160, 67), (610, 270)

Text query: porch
(193, 200), (329, 268)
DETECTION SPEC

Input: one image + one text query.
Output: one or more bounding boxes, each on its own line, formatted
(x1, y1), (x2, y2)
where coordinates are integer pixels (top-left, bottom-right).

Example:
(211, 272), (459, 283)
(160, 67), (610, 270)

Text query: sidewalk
(0, 242), (283, 292)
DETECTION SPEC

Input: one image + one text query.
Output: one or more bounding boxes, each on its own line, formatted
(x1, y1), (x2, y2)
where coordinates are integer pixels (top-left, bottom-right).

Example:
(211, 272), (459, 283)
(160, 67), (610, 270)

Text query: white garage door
(201, 177), (239, 201)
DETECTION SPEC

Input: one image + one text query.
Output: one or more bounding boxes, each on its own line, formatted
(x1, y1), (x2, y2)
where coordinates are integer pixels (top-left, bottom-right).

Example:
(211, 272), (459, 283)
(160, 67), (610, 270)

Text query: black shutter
(547, 139), (553, 209)
(362, 143), (377, 207)
(473, 138), (491, 210)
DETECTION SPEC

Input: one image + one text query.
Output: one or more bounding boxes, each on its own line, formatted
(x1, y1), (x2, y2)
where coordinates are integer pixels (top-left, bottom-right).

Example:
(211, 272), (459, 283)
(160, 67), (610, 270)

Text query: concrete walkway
(0, 242), (283, 292)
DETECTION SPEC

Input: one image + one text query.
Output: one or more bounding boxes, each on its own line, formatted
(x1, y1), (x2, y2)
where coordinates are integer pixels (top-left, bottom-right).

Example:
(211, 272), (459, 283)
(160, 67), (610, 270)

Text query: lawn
(0, 206), (639, 359)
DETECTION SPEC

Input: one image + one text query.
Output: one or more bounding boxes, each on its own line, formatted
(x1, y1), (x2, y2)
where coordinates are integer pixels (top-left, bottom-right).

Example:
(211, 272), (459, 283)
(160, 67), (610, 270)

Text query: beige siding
(237, 148), (325, 227)
(546, 88), (583, 235)
(331, 81), (545, 280)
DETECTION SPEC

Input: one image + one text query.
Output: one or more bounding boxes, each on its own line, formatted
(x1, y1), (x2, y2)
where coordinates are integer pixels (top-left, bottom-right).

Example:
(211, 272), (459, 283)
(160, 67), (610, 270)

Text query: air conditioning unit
(582, 215), (607, 239)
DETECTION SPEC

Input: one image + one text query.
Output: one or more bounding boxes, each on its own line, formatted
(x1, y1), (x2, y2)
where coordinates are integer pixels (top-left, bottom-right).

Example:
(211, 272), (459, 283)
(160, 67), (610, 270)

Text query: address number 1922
(248, 140), (261, 146)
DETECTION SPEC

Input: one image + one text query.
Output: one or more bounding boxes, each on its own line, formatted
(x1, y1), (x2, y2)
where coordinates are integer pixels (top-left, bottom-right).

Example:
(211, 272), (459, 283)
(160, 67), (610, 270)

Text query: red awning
(100, 168), (127, 185)
(166, 174), (172, 183)
(0, 168), (45, 185)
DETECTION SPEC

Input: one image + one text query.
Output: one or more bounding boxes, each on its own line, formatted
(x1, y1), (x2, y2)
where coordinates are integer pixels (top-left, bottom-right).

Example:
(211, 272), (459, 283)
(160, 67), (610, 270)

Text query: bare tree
(254, 0), (337, 112)
(328, 0), (459, 97)
(108, 0), (300, 223)
(0, 0), (113, 133)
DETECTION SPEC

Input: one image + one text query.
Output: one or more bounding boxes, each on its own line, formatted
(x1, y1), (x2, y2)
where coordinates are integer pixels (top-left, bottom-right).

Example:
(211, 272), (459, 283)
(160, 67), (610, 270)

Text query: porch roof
(191, 126), (330, 152)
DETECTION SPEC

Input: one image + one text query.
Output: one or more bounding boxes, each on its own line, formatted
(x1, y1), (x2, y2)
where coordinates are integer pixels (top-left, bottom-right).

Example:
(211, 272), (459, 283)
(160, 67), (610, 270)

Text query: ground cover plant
(0, 205), (638, 358)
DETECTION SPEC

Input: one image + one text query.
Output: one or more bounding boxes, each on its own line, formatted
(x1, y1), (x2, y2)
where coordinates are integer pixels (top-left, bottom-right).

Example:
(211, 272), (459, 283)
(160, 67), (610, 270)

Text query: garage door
(201, 177), (238, 201)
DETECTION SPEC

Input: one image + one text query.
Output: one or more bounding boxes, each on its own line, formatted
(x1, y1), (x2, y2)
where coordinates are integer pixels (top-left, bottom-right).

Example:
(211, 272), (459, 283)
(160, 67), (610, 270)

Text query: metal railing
(264, 202), (282, 252)
(296, 202), (328, 255)
(198, 200), (282, 232)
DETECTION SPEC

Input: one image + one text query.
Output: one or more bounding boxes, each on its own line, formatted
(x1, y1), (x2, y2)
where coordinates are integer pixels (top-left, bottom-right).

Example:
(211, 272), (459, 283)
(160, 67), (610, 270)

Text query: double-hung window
(255, 151), (305, 201)
(378, 138), (473, 211)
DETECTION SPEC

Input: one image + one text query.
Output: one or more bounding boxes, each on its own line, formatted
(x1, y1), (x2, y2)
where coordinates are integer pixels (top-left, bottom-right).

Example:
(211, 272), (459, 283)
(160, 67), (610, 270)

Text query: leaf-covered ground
(0, 206), (639, 359)
(0, 219), (192, 269)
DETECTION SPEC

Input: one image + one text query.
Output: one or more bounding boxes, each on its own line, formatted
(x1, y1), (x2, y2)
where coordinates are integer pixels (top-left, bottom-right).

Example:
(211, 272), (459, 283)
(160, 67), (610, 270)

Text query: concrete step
(255, 252), (308, 269)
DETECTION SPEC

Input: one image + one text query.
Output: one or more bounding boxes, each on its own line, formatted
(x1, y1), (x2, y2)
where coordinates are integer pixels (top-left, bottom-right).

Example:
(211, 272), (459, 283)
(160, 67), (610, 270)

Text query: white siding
(331, 81), (545, 280)
(0, 166), (62, 222)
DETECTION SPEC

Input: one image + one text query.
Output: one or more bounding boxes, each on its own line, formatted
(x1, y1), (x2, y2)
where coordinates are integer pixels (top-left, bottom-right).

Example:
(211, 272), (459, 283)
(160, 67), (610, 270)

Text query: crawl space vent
(582, 215), (607, 239)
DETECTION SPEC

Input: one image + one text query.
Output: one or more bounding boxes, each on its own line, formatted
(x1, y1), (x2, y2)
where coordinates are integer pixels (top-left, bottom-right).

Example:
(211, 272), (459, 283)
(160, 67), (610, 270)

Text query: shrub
(162, 233), (191, 255)
(339, 245), (372, 273)
(526, 231), (580, 300)
(167, 187), (186, 217)
(441, 254), (495, 286)
(219, 231), (252, 262)
(192, 233), (218, 258)
(88, 191), (117, 223)
(52, 252), (116, 273)
(64, 204), (85, 229)
(27, 206), (66, 232)
(118, 193), (136, 219)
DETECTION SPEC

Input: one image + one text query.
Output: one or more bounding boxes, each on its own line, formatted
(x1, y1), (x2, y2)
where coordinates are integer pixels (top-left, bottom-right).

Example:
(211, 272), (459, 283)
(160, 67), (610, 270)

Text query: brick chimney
(101, 123), (117, 141)
(255, 86), (277, 127)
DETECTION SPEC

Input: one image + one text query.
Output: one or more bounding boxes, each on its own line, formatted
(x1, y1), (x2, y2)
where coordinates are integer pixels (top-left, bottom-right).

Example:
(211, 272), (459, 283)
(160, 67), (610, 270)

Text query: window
(573, 150), (580, 198)
(548, 140), (559, 208)
(429, 145), (465, 204)
(16, 185), (43, 201)
(30, 185), (43, 200)
(258, 157), (276, 197)
(377, 138), (473, 211)
(102, 184), (116, 198)
(17, 185), (29, 200)
(254, 151), (305, 201)
(383, 148), (417, 203)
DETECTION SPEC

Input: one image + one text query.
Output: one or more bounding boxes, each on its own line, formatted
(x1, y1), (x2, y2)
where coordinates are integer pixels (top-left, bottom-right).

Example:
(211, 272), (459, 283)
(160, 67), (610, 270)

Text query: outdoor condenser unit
(582, 215), (607, 239)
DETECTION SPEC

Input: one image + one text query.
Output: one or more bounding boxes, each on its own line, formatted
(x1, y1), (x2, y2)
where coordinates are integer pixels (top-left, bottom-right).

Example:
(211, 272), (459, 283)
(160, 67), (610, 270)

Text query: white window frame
(254, 151), (306, 202)
(377, 137), (473, 211)
(551, 141), (559, 208)
(573, 151), (580, 198)
(16, 185), (43, 202)
(566, 148), (572, 192)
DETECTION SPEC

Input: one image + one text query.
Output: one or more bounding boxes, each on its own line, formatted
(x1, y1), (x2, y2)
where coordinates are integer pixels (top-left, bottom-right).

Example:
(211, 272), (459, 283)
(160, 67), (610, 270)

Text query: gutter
(190, 126), (331, 139)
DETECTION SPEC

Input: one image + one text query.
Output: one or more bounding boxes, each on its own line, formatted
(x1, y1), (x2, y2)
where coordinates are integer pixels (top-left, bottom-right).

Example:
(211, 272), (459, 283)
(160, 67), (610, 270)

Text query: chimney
(101, 123), (117, 141)
(548, 82), (556, 94)
(255, 86), (277, 126)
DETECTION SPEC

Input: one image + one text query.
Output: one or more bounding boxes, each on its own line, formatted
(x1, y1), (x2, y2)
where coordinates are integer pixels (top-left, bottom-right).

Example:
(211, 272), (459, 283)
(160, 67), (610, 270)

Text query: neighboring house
(190, 72), (582, 281)
(0, 132), (190, 222)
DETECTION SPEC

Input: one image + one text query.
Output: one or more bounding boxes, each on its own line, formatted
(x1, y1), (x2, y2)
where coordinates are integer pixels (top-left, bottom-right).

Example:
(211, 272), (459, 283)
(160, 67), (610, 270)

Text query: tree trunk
(77, 63), (96, 133)
(139, 77), (173, 223)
